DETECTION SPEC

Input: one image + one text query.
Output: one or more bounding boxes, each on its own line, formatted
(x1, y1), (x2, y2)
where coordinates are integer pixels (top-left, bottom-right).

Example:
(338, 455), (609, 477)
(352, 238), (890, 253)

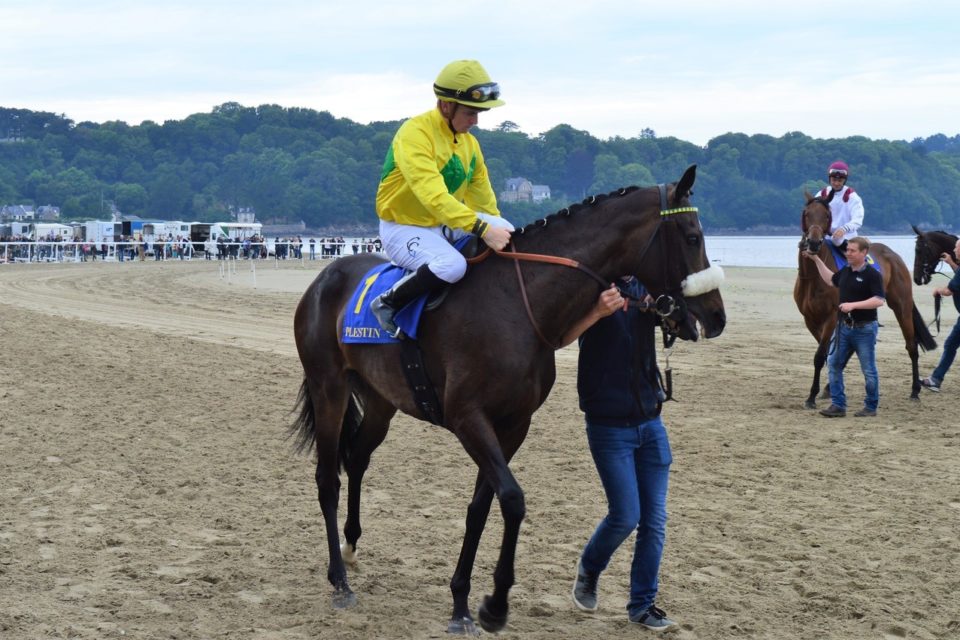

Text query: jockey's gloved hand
(482, 226), (511, 251)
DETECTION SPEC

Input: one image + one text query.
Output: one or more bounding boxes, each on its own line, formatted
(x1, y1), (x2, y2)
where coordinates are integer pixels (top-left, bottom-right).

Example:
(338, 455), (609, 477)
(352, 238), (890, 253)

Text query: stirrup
(370, 295), (402, 338)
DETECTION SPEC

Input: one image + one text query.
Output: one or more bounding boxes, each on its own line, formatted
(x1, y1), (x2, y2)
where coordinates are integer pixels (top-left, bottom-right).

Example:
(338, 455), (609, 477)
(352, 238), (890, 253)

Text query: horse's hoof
(910, 394), (921, 402)
(803, 400), (817, 410)
(478, 595), (508, 633)
(332, 587), (357, 609)
(341, 541), (358, 567)
(447, 616), (480, 636)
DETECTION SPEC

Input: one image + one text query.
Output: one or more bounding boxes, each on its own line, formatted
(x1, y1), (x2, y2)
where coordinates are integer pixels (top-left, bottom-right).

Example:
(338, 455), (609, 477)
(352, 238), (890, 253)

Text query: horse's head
(912, 224), (940, 286)
(800, 191), (832, 255)
(632, 165), (726, 342)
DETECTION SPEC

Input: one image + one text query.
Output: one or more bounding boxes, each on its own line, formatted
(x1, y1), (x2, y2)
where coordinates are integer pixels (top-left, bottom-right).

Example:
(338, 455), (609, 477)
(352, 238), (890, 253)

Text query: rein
(466, 186), (698, 349)
(467, 244), (609, 349)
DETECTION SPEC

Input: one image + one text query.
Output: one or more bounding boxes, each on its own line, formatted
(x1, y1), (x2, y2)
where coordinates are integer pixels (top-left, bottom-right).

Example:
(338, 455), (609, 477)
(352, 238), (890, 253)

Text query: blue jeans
(931, 320), (960, 384)
(828, 321), (879, 411)
(581, 416), (672, 616)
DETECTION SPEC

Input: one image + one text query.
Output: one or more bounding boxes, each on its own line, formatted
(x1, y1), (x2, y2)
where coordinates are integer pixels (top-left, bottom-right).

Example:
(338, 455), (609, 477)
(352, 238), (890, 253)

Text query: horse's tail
(289, 373), (366, 474)
(289, 378), (317, 455)
(912, 304), (938, 352)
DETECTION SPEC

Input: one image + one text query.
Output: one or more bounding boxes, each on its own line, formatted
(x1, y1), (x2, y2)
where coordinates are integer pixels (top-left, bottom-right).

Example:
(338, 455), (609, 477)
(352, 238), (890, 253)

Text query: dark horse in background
(911, 224), (958, 286)
(291, 165), (726, 634)
(795, 193), (936, 408)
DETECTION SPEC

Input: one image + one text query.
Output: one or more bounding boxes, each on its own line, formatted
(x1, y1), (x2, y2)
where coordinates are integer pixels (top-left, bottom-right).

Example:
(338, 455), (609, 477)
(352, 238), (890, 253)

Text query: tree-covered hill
(2, 104), (959, 233)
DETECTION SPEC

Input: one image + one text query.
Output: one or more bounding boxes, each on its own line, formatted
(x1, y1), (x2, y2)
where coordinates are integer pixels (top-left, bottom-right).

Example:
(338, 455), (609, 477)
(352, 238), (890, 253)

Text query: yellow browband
(660, 206), (699, 217)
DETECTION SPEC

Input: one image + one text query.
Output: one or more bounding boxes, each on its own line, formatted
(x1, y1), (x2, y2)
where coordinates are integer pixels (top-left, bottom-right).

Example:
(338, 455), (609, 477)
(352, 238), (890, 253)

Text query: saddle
(341, 235), (480, 425)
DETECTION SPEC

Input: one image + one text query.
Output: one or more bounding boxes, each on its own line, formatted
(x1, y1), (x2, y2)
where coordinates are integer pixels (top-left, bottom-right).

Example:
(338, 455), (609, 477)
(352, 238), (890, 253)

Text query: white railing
(0, 241), (382, 264)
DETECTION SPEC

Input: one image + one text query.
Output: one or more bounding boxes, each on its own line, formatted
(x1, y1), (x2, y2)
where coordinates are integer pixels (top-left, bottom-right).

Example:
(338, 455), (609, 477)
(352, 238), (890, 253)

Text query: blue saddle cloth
(342, 263), (429, 343)
(829, 242), (881, 274)
(343, 237), (473, 344)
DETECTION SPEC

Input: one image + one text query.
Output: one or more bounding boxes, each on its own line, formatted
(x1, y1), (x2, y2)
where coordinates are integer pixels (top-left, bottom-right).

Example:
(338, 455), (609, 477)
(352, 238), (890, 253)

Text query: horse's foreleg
(447, 475), (496, 636)
(451, 422), (527, 634)
(908, 344), (921, 400)
(478, 479), (525, 634)
(807, 342), (829, 408)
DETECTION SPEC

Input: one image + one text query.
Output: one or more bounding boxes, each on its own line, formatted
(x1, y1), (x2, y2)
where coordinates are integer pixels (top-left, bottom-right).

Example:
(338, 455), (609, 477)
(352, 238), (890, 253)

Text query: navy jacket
(948, 269), (960, 314)
(577, 278), (664, 426)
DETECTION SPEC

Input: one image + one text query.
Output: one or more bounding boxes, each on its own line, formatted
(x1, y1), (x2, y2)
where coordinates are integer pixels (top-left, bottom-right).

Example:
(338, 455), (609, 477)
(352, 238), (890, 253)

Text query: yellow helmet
(433, 60), (505, 109)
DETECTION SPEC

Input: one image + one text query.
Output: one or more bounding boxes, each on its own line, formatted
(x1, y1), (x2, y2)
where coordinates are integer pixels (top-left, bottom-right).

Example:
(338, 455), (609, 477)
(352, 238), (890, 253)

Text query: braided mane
(514, 185), (642, 236)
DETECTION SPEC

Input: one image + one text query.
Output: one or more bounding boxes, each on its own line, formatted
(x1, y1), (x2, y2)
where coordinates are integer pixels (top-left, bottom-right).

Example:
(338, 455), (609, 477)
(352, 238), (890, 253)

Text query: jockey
(818, 160), (865, 251)
(370, 59), (515, 338)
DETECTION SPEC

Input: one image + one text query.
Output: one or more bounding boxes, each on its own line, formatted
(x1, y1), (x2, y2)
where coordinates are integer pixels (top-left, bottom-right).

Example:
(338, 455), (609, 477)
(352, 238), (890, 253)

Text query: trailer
(82, 221), (122, 244)
(208, 222), (262, 241)
(30, 222), (74, 241)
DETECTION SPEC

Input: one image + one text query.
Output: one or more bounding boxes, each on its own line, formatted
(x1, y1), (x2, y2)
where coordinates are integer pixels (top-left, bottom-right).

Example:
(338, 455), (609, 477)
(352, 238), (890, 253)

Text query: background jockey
(818, 160), (865, 252)
(370, 59), (515, 338)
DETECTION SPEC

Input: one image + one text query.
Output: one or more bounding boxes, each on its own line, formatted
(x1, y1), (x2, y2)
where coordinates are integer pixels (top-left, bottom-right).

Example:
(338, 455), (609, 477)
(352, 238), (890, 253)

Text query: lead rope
(661, 342), (674, 401)
(933, 292), (941, 334)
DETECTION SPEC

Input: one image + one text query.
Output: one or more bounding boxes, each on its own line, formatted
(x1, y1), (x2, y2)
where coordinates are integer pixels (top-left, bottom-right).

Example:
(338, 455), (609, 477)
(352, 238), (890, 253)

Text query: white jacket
(819, 186), (864, 243)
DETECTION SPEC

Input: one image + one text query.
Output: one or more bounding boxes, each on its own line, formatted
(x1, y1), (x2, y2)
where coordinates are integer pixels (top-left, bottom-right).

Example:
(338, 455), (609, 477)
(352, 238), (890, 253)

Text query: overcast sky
(3, 0), (958, 145)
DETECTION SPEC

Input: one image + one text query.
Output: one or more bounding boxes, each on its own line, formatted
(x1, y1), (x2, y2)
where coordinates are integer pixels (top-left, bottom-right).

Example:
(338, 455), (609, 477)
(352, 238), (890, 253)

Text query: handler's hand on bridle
(595, 284), (627, 318)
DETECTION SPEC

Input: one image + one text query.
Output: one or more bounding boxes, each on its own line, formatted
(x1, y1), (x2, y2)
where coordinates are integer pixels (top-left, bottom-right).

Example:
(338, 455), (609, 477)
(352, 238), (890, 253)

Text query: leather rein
(467, 184), (696, 350)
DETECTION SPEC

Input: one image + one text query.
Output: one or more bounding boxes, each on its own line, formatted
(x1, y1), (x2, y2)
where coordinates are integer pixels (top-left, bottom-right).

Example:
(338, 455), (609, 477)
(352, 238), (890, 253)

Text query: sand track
(1, 260), (957, 639)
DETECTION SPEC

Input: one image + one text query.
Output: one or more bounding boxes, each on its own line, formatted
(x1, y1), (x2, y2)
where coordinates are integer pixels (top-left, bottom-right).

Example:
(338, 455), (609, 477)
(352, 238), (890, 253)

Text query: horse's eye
(686, 234), (700, 246)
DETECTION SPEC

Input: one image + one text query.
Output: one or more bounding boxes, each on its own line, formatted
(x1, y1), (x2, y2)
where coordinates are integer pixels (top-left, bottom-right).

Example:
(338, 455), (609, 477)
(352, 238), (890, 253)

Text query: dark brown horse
(291, 165), (726, 634)
(911, 224), (958, 286)
(795, 193), (936, 407)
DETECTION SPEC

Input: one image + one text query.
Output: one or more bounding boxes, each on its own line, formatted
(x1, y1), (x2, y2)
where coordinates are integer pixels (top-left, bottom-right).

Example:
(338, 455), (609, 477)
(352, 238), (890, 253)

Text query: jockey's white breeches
(378, 213), (514, 283)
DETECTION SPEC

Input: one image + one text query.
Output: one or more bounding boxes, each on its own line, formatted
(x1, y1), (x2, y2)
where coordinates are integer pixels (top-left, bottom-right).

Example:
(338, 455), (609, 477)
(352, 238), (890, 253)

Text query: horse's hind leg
(341, 388), (396, 565)
(306, 374), (357, 608)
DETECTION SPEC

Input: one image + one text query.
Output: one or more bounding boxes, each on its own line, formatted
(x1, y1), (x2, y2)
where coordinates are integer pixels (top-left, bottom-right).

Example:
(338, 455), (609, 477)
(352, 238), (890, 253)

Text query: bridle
(468, 184), (700, 349)
(799, 198), (832, 255)
(914, 235), (943, 285)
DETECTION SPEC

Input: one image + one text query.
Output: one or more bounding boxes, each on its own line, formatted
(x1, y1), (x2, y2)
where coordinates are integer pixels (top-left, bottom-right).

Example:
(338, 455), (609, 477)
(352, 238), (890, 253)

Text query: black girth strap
(399, 339), (444, 426)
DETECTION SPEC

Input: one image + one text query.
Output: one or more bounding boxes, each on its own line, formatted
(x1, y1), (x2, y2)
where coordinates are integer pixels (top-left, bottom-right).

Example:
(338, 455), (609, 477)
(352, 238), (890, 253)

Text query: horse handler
(921, 237), (960, 392)
(805, 237), (886, 417)
(560, 279), (677, 631)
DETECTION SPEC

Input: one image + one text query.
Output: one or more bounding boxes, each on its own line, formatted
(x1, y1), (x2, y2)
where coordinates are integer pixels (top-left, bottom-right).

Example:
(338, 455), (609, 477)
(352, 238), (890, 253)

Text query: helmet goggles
(434, 82), (501, 104)
(829, 169), (848, 179)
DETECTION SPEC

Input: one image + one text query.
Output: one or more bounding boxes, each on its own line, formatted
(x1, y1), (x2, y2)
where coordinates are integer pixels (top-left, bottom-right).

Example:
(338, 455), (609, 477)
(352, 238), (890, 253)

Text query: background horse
(911, 224), (958, 286)
(291, 165), (725, 635)
(795, 193), (936, 407)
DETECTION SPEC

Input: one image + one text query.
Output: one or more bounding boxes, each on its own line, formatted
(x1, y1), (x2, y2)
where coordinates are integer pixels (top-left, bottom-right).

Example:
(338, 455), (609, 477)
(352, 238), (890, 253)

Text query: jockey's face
(439, 101), (483, 134)
(829, 174), (847, 189)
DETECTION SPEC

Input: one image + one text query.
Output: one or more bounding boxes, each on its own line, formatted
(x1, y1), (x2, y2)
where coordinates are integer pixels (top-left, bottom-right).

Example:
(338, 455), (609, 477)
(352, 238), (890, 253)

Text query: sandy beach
(1, 258), (957, 640)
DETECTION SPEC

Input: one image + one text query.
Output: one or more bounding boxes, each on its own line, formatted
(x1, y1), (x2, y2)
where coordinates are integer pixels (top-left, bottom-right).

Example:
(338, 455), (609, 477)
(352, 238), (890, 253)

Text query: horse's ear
(674, 164), (697, 204)
(911, 223), (923, 236)
(804, 190), (814, 203)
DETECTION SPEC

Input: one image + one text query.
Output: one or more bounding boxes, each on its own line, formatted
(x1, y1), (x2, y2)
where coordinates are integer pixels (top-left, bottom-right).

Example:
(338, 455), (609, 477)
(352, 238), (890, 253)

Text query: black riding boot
(370, 264), (446, 338)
